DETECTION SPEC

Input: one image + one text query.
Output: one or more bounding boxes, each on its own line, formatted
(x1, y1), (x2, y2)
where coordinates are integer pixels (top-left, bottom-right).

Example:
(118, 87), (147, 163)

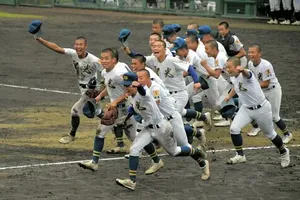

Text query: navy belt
(79, 83), (88, 88)
(148, 124), (160, 129)
(247, 105), (262, 110)
(265, 85), (275, 91)
(167, 115), (173, 121)
(247, 100), (266, 110)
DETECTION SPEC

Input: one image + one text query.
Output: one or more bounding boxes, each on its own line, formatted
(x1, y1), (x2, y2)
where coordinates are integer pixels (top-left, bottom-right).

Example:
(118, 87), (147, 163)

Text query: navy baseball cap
(171, 24), (181, 33)
(28, 20), (42, 34)
(118, 28), (131, 42)
(162, 25), (176, 38)
(198, 25), (211, 38)
(171, 37), (186, 51)
(121, 72), (138, 86)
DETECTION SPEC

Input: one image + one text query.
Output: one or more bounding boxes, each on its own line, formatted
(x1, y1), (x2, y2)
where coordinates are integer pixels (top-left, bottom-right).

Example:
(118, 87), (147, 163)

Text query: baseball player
(267, 0), (281, 24)
(131, 54), (206, 144)
(215, 22), (247, 67)
(223, 57), (290, 168)
(172, 38), (218, 127)
(280, 0), (293, 25)
(152, 19), (164, 36)
(201, 40), (232, 127)
(116, 71), (209, 191)
(247, 44), (293, 144)
(292, 0), (300, 25)
(34, 36), (102, 144)
(149, 40), (212, 130)
(77, 48), (135, 170)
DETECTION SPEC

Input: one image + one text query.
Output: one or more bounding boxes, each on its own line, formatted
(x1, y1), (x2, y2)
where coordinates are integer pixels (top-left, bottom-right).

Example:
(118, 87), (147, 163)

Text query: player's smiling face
(74, 39), (87, 58)
(226, 61), (238, 76)
(153, 41), (165, 58)
(131, 59), (144, 72)
(218, 25), (229, 37)
(248, 47), (261, 63)
(100, 52), (116, 71)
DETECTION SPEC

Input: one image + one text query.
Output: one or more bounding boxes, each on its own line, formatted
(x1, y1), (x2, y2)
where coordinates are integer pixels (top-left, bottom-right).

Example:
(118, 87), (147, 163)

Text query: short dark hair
(132, 54), (146, 63)
(207, 40), (219, 51)
(186, 34), (199, 44)
(101, 48), (119, 61)
(219, 21), (229, 29)
(75, 36), (87, 44)
(249, 44), (262, 52)
(155, 40), (166, 48)
(152, 19), (164, 27)
(150, 32), (162, 40)
(227, 57), (240, 66)
(138, 69), (151, 78)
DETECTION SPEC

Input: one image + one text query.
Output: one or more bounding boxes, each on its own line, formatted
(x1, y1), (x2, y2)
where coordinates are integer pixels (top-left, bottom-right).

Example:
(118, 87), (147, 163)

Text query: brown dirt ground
(0, 5), (299, 200)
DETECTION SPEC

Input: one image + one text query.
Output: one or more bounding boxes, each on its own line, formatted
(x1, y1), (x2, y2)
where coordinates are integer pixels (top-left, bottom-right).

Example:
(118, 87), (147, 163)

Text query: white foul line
(1, 145), (299, 171)
(0, 83), (80, 95)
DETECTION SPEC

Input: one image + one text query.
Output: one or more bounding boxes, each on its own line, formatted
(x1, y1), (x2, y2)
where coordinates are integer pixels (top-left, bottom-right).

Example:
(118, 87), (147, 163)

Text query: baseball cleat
(59, 135), (75, 144)
(145, 159), (164, 175)
(291, 21), (300, 25)
(201, 160), (210, 181)
(106, 146), (127, 154)
(204, 112), (212, 131)
(282, 133), (293, 144)
(226, 153), (246, 164)
(214, 119), (231, 127)
(116, 178), (136, 191)
(78, 160), (98, 171)
(280, 148), (290, 168)
(213, 114), (223, 121)
(247, 127), (261, 137)
(267, 19), (274, 24)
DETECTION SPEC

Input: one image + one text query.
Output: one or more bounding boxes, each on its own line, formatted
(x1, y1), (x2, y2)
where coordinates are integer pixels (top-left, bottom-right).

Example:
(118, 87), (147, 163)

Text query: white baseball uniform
(149, 81), (189, 146)
(129, 86), (181, 157)
(146, 56), (190, 115)
(210, 51), (232, 108)
(230, 71), (277, 140)
(248, 59), (282, 122)
(178, 49), (219, 107)
(64, 48), (103, 116)
(97, 62), (136, 139)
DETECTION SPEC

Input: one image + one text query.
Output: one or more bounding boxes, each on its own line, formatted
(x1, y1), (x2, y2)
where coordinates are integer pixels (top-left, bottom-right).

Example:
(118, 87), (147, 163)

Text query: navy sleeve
(137, 85), (146, 96)
(188, 65), (200, 83)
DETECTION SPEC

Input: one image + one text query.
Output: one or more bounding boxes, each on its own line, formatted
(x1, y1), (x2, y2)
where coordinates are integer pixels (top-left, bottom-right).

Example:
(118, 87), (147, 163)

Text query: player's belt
(166, 115), (174, 121)
(169, 90), (184, 94)
(79, 83), (88, 88)
(247, 100), (267, 110)
(148, 124), (160, 129)
(264, 85), (275, 91)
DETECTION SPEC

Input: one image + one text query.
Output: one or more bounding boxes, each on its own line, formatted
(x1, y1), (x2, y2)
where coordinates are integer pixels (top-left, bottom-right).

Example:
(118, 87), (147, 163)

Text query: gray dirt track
(0, 5), (300, 200)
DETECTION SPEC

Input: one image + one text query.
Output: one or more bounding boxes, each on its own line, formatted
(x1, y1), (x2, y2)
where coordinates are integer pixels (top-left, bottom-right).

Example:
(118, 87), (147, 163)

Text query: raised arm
(35, 37), (65, 54)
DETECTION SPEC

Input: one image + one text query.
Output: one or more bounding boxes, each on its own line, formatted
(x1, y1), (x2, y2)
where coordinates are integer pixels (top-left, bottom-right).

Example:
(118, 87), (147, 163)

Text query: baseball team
(31, 18), (293, 191)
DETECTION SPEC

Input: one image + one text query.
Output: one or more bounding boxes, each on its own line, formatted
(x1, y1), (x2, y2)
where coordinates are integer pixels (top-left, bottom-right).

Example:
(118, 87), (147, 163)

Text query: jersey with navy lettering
(101, 62), (131, 102)
(64, 48), (102, 84)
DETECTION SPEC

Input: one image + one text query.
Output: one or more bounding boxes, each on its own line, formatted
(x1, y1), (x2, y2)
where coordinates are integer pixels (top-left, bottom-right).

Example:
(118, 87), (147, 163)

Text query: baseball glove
(100, 107), (118, 126)
(85, 89), (100, 98)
